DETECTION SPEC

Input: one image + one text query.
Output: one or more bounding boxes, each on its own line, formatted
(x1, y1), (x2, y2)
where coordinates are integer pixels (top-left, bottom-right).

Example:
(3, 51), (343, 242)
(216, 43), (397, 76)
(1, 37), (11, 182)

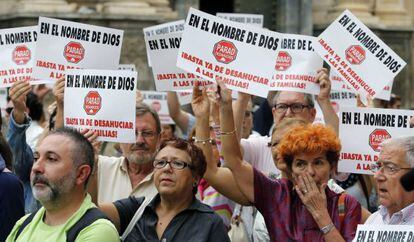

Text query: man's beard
(31, 170), (76, 204)
(126, 143), (155, 165)
(126, 152), (155, 165)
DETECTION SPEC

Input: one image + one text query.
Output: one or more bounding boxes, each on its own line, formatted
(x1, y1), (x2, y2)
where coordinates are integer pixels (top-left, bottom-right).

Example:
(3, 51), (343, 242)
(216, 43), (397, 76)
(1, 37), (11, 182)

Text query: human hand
(316, 68), (331, 102)
(295, 173), (328, 218)
(214, 79), (232, 105)
(9, 80), (31, 117)
(191, 84), (210, 119)
(53, 77), (65, 105)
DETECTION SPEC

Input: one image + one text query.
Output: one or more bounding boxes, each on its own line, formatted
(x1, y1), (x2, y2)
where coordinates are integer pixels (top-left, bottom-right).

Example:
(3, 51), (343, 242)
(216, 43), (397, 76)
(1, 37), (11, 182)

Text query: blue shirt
(0, 170), (25, 241)
(6, 113), (40, 213)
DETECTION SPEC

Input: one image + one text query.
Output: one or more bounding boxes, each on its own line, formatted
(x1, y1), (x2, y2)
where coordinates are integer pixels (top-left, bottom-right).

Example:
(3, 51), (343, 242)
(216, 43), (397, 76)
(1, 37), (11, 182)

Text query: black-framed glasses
(274, 103), (311, 114)
(153, 159), (193, 170)
(370, 161), (411, 175)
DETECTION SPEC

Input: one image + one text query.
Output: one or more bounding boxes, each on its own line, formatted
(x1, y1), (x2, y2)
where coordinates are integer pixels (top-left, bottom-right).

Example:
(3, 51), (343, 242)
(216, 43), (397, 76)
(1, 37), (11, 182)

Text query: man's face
(121, 113), (160, 165)
(30, 134), (77, 203)
(272, 91), (316, 124)
(374, 144), (414, 215)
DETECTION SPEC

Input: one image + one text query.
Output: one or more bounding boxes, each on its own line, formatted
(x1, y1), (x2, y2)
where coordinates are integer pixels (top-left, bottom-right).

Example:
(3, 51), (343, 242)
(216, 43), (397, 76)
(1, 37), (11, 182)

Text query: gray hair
(272, 91), (315, 107)
(382, 136), (414, 167)
(136, 102), (161, 135)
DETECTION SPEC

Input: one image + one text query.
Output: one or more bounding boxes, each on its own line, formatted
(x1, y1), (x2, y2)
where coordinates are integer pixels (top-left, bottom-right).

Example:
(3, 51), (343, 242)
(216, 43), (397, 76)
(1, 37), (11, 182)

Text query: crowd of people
(0, 56), (414, 242)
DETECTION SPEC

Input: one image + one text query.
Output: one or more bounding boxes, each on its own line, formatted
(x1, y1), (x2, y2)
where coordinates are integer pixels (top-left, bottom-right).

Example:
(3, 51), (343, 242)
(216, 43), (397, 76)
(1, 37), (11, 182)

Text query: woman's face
(154, 146), (196, 198)
(291, 152), (333, 186)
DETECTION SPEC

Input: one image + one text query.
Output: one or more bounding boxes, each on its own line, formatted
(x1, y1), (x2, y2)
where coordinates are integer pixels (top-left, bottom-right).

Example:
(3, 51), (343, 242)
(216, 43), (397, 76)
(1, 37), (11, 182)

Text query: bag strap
(14, 212), (37, 241)
(338, 193), (346, 227)
(66, 207), (108, 242)
(120, 197), (150, 241)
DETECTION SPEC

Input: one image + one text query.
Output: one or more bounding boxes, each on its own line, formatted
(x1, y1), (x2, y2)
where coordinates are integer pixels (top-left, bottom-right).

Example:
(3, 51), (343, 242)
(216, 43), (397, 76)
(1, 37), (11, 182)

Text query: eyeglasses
(153, 159), (193, 170)
(274, 103), (311, 114)
(136, 130), (156, 139)
(370, 162), (411, 175)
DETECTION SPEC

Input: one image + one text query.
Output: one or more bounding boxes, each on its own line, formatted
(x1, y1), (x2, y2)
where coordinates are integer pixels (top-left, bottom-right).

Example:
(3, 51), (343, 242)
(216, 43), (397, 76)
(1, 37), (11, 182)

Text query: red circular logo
(83, 91), (101, 115)
(64, 41), (85, 64)
(345, 45), (365, 65)
(275, 51), (292, 71)
(369, 129), (391, 152)
(213, 40), (238, 64)
(13, 45), (31, 65)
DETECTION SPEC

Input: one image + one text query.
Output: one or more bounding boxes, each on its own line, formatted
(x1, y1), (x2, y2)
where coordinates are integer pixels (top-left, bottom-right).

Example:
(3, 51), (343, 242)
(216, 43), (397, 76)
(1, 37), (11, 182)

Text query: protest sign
(339, 106), (414, 174)
(177, 8), (282, 98)
(143, 20), (185, 67)
(269, 34), (323, 95)
(216, 13), (264, 28)
(64, 69), (137, 143)
(176, 90), (193, 105)
(141, 91), (174, 124)
(0, 26), (37, 88)
(314, 91), (357, 124)
(0, 89), (8, 109)
(33, 17), (123, 82)
(330, 69), (393, 101)
(145, 32), (211, 91)
(315, 10), (406, 99)
(118, 64), (136, 71)
(353, 225), (414, 242)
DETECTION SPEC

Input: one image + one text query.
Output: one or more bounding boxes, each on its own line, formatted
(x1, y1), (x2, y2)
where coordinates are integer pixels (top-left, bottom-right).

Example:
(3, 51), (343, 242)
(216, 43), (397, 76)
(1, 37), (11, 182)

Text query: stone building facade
(0, 0), (413, 107)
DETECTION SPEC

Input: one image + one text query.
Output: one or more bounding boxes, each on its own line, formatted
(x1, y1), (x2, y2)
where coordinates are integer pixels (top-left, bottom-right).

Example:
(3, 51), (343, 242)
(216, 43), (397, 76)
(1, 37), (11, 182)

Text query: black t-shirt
(114, 194), (230, 242)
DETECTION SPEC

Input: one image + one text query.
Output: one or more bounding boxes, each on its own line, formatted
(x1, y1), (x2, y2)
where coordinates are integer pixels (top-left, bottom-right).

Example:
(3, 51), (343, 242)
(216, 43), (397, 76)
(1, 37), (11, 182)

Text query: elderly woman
(213, 80), (361, 242)
(100, 138), (230, 242)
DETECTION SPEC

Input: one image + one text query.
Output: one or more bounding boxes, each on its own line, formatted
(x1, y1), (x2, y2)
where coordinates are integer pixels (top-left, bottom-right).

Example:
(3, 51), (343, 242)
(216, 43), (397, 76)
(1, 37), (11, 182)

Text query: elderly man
(6, 128), (118, 242)
(93, 103), (161, 203)
(365, 136), (414, 225)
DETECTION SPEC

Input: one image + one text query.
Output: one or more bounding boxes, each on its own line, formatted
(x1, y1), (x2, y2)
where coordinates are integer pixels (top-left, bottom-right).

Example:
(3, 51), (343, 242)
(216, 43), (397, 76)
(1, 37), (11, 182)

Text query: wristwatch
(320, 223), (335, 235)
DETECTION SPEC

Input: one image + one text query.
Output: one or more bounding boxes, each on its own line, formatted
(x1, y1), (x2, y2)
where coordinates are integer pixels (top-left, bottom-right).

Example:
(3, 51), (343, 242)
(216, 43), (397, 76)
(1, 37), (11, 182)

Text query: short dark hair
(158, 138), (207, 194)
(136, 102), (161, 135)
(48, 127), (95, 188)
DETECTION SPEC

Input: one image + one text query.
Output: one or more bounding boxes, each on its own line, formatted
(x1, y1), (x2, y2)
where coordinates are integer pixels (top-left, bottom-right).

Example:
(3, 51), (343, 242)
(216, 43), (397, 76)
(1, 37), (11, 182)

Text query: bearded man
(94, 103), (161, 203)
(6, 128), (119, 242)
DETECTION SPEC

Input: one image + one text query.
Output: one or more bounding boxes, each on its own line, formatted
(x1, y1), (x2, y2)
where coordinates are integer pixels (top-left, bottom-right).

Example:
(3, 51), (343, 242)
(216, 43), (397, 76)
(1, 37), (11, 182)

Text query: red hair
(277, 124), (341, 168)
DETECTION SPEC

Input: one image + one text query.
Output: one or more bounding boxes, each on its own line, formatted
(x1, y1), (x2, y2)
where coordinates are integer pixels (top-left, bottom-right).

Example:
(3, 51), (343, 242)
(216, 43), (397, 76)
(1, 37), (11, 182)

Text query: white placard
(216, 13), (264, 28)
(141, 91), (174, 124)
(314, 91), (357, 124)
(353, 225), (414, 242)
(176, 90), (193, 105)
(339, 107), (414, 174)
(315, 10), (406, 99)
(33, 17), (123, 82)
(143, 20), (185, 67)
(330, 69), (393, 101)
(118, 64), (136, 72)
(64, 69), (137, 143)
(177, 8), (281, 98)
(145, 32), (211, 91)
(0, 26), (37, 88)
(270, 34), (323, 95)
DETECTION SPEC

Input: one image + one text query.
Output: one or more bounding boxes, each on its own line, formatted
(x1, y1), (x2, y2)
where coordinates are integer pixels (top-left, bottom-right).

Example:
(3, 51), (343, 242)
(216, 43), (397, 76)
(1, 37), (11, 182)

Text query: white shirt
(365, 203), (414, 225)
(97, 155), (158, 203)
(241, 136), (280, 178)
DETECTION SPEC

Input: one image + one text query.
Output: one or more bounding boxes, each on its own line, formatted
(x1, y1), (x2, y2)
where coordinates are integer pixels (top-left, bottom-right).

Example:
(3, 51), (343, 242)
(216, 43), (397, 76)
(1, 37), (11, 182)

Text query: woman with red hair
(215, 80), (361, 242)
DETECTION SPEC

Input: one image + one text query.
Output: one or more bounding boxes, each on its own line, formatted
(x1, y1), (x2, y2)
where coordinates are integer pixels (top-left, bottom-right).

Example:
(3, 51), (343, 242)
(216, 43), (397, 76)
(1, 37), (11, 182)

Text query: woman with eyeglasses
(214, 79), (361, 242)
(99, 138), (230, 242)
